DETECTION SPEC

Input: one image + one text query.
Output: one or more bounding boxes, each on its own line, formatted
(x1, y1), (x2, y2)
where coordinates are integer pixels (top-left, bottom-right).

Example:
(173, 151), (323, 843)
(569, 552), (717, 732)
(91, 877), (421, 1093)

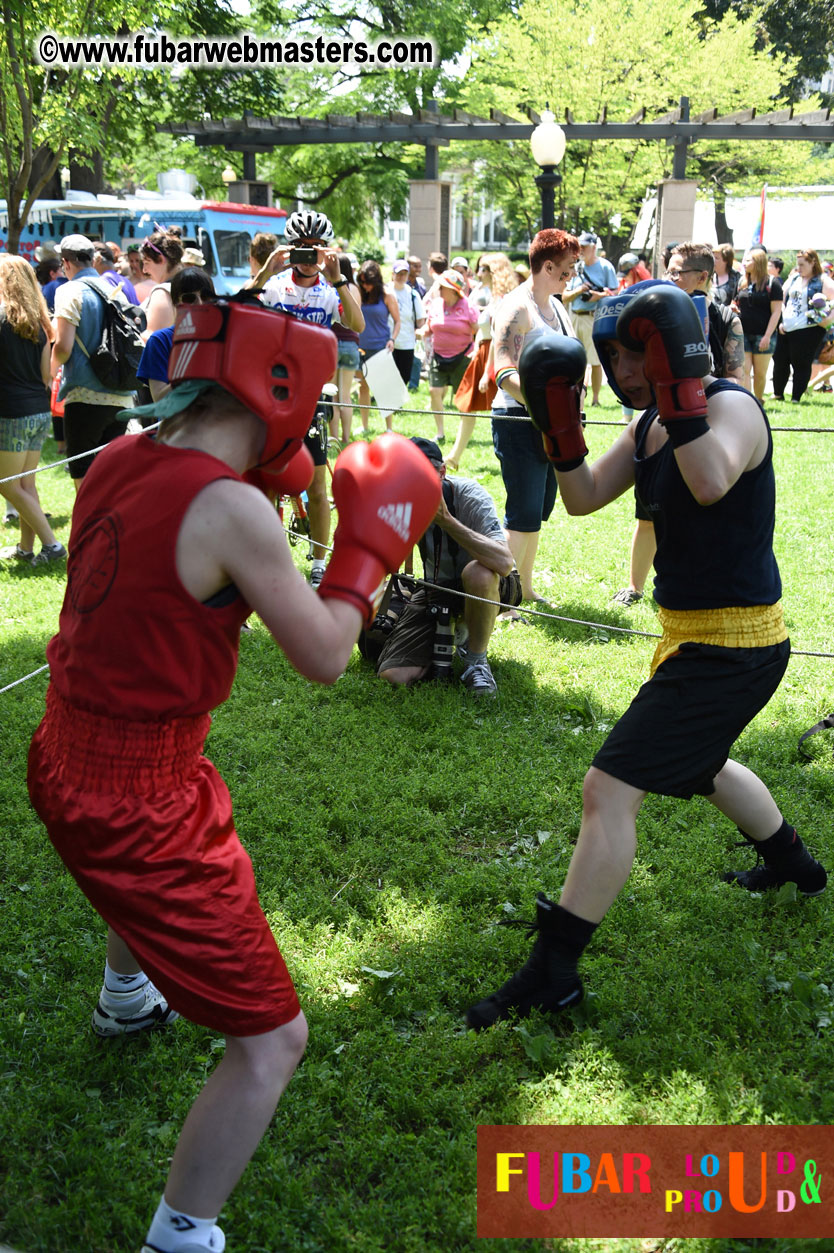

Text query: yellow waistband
(650, 602), (788, 677)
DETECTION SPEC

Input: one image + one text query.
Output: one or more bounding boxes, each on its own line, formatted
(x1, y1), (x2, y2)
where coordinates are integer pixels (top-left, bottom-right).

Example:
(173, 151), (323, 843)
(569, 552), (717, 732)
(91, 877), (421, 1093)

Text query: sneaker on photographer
(460, 656), (497, 698)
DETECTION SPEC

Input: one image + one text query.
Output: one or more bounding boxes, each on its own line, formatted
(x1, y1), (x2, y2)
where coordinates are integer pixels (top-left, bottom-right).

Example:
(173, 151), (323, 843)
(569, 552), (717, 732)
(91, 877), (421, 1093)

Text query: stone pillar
(653, 179), (697, 274)
(408, 180), (452, 274)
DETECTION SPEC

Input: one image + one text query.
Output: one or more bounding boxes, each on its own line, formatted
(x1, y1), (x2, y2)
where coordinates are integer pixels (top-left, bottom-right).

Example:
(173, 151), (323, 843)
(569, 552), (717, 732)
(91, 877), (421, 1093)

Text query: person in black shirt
(0, 254), (66, 565)
(466, 281), (825, 1031)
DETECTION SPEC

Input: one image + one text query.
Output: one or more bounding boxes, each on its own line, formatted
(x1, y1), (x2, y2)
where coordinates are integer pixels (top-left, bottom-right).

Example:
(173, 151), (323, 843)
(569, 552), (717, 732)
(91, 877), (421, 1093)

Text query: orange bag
(454, 340), (497, 412)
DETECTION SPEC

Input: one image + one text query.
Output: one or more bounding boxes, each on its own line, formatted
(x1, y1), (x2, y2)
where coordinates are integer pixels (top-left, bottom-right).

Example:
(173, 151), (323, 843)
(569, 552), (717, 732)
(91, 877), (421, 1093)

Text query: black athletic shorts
(64, 402), (126, 479)
(304, 399), (330, 468)
(591, 639), (790, 799)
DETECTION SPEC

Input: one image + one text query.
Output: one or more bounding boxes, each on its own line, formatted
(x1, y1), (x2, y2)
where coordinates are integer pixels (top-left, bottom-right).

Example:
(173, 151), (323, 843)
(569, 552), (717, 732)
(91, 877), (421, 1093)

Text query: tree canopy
(452, 0), (832, 247)
(1, 0), (832, 252)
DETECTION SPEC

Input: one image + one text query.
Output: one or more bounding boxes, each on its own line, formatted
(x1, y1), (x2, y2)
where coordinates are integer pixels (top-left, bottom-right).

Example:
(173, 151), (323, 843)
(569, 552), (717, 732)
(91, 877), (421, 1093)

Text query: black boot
(466, 894), (593, 1031)
(723, 824), (827, 896)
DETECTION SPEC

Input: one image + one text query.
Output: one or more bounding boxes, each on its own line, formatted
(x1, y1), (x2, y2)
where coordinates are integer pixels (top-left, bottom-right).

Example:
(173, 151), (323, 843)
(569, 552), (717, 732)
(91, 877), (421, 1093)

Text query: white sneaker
(141, 1229), (225, 1253)
(310, 564), (325, 590)
(92, 982), (179, 1037)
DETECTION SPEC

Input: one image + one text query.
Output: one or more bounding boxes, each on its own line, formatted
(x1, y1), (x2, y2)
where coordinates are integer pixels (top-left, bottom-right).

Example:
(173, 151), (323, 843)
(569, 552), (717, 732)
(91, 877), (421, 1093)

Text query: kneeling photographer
(371, 437), (518, 697)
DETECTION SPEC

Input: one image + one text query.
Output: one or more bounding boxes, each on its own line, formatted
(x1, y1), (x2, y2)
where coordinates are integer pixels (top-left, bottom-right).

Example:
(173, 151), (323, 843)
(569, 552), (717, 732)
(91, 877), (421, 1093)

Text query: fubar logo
(377, 501), (413, 542)
(477, 1125), (832, 1238)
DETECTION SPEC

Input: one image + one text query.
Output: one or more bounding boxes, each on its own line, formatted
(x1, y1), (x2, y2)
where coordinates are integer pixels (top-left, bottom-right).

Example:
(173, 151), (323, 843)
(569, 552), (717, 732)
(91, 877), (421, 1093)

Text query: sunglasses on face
(177, 292), (202, 305)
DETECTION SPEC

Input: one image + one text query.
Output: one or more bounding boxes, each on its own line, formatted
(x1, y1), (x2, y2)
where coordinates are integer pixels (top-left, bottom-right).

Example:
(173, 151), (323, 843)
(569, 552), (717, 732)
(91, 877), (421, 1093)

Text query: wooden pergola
(164, 97), (834, 181)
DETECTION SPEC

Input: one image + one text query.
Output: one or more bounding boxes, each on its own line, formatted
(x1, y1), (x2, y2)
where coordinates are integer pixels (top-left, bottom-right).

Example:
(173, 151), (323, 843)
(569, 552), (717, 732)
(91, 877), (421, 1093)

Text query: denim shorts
(491, 410), (558, 532)
(743, 331), (777, 355)
(337, 340), (361, 371)
(0, 411), (52, 454)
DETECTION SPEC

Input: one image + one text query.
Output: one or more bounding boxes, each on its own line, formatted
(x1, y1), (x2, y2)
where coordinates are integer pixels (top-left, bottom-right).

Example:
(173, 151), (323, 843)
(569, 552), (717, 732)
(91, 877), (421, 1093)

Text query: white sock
(145, 1197), (224, 1252)
(100, 961), (148, 1012)
(463, 650), (486, 666)
(311, 558), (326, 571)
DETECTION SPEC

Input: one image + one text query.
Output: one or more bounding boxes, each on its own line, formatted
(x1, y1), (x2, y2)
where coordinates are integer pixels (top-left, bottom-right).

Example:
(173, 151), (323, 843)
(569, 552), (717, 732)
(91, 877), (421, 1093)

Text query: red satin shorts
(28, 687), (300, 1036)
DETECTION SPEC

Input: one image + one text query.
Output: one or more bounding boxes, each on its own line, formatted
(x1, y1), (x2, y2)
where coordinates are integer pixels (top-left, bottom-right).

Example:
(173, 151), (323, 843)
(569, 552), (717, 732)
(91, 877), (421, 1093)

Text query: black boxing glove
(616, 285), (710, 445)
(519, 334), (589, 470)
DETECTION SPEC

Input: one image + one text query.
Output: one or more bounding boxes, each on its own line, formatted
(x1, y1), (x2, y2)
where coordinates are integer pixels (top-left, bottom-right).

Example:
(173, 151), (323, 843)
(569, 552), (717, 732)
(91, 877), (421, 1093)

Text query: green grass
(1, 382), (833, 1253)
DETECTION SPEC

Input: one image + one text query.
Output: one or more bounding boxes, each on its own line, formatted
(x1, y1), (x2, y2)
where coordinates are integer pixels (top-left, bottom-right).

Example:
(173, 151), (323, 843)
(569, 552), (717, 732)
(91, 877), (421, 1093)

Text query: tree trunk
(69, 151), (105, 194)
(713, 186), (731, 245)
(31, 150), (62, 200)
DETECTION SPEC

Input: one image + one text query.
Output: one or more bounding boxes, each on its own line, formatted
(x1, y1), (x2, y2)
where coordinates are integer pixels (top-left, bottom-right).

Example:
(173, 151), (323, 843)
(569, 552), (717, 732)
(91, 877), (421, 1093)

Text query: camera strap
(419, 478), (459, 585)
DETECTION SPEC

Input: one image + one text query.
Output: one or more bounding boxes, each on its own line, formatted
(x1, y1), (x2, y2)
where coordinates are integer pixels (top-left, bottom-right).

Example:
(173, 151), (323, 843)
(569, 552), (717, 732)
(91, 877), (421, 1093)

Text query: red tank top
(47, 435), (251, 719)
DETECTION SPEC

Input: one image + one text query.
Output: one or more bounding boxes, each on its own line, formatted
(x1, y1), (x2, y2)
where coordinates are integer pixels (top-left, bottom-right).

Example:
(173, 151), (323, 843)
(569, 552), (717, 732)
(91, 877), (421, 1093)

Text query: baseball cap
(392, 260), (409, 273)
(126, 243), (141, 254)
(58, 234), (94, 256)
(451, 256), (469, 270)
(617, 252), (639, 273)
(410, 436), (444, 464)
(438, 269), (465, 296)
(578, 231), (598, 247)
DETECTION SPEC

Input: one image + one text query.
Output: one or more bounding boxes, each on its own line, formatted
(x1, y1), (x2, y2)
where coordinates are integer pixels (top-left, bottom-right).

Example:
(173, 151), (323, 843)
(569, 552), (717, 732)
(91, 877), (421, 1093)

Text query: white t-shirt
(392, 284), (425, 350)
(261, 271), (343, 328)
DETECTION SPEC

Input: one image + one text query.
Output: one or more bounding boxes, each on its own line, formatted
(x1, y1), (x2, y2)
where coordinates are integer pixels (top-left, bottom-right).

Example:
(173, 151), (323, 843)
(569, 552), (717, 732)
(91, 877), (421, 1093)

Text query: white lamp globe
(530, 110), (566, 168)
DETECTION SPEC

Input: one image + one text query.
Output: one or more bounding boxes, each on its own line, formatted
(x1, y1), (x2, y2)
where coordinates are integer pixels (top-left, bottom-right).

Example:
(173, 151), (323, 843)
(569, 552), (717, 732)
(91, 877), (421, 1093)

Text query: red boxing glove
(519, 334), (589, 469)
(319, 433), (441, 624)
(244, 442), (314, 502)
(616, 285), (710, 434)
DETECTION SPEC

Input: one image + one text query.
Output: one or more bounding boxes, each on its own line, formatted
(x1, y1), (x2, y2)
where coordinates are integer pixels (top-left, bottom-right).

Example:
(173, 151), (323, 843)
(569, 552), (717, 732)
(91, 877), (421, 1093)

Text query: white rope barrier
(2, 406), (833, 696)
(2, 402), (834, 490)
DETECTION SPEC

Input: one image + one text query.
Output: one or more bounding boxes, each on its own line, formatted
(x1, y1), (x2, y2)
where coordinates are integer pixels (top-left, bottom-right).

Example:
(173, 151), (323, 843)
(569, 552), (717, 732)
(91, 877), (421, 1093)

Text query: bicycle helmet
(284, 210), (335, 244)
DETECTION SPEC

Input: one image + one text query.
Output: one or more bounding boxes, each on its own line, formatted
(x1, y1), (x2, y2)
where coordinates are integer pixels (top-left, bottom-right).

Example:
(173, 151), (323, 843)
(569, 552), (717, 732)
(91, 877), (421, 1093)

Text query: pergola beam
(160, 97), (834, 181)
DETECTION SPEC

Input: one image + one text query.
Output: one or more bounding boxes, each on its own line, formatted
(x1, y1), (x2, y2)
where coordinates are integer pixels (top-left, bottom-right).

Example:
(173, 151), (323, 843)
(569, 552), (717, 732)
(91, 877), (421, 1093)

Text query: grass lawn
(1, 381), (833, 1253)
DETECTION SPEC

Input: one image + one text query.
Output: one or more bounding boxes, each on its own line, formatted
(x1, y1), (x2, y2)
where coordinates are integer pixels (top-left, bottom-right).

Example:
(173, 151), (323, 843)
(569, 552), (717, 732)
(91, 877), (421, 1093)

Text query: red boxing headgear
(168, 299), (337, 469)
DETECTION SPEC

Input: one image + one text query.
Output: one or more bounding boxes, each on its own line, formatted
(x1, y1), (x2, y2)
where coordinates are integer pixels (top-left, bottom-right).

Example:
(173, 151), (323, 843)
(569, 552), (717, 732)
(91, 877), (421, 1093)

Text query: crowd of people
(2, 212), (832, 1253)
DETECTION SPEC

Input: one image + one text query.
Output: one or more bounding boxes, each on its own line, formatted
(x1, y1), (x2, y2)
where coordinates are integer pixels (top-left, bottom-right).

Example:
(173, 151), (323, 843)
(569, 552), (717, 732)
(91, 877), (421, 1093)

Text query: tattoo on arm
(495, 308), (525, 366)
(724, 322), (745, 379)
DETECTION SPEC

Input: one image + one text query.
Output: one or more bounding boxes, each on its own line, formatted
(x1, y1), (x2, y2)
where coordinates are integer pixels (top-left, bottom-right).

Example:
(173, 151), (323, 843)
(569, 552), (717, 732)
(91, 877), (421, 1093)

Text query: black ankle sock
(740, 819), (803, 861)
(539, 897), (598, 957)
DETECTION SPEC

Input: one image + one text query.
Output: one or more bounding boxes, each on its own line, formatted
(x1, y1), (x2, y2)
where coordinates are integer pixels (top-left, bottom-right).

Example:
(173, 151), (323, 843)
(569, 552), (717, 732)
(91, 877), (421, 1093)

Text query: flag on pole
(751, 184), (767, 247)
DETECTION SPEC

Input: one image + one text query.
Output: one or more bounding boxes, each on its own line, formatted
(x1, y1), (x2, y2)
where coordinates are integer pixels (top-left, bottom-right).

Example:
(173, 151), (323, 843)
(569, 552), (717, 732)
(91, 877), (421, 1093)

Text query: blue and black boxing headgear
(591, 280), (670, 406)
(592, 280), (709, 406)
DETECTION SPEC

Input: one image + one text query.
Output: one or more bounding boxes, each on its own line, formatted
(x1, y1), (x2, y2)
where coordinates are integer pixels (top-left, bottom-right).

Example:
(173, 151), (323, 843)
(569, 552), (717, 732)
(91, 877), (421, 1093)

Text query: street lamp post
(530, 109), (567, 231)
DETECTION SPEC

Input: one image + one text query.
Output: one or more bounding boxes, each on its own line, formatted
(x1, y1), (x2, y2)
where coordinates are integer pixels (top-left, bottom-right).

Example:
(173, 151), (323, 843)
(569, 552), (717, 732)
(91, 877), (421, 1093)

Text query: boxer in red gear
(27, 298), (440, 1253)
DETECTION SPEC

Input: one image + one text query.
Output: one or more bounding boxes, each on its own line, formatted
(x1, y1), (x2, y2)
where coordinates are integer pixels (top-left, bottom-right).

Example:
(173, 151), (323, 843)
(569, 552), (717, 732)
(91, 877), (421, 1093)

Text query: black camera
(289, 247), (319, 265)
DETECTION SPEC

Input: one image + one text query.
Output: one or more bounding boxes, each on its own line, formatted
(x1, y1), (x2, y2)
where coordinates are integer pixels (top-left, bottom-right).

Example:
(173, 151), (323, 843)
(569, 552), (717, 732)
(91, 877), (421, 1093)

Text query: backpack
(76, 279), (145, 392)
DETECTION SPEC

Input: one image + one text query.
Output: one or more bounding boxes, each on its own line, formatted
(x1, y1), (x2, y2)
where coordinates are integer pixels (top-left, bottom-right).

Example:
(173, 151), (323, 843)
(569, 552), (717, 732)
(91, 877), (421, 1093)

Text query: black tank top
(634, 379), (782, 610)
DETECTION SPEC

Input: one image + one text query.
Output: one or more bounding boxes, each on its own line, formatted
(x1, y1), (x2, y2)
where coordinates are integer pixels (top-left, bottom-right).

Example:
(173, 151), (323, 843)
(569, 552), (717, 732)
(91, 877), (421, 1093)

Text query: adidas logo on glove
(377, 502), (413, 542)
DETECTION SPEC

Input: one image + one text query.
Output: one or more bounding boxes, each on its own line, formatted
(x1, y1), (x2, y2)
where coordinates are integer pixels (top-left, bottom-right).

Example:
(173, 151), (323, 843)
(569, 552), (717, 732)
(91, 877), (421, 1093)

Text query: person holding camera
(374, 436), (517, 698)
(563, 231), (617, 406)
(248, 211), (364, 588)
